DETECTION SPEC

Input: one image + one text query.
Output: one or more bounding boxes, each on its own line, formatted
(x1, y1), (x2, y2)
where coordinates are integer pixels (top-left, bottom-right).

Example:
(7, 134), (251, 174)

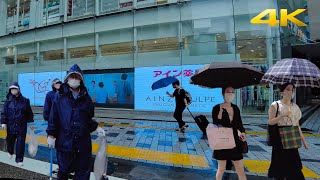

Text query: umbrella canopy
(151, 76), (179, 90)
(261, 58), (320, 88)
(190, 62), (263, 89)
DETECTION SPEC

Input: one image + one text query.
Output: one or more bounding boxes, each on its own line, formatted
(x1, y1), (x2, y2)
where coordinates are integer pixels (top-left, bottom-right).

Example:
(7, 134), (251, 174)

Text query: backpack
(179, 88), (192, 105)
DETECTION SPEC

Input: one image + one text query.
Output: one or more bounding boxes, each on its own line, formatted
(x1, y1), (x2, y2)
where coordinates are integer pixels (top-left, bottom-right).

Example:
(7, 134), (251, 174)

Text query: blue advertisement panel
(18, 71), (66, 106)
(135, 65), (224, 112)
(83, 69), (134, 109)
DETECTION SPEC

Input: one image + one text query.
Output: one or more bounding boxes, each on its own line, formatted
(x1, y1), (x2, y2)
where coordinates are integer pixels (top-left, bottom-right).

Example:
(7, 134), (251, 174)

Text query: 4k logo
(251, 9), (307, 27)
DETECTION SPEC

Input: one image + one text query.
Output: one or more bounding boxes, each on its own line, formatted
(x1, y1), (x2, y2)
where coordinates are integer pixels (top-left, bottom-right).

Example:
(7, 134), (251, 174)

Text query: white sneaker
(17, 162), (23, 167)
(7, 153), (12, 159)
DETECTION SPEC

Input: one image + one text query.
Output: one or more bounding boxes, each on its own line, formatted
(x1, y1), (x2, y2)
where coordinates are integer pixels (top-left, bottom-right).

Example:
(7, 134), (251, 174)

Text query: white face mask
(11, 89), (19, 96)
(54, 83), (61, 90)
(224, 93), (235, 103)
(68, 79), (80, 88)
(283, 90), (293, 100)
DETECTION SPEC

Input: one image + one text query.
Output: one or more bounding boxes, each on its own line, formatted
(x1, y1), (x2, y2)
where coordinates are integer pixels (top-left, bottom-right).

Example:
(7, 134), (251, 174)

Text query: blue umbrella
(151, 76), (179, 90)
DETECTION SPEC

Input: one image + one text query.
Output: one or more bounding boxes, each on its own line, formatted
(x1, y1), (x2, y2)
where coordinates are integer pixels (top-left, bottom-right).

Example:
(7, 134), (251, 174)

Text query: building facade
(307, 0), (320, 40)
(0, 0), (308, 114)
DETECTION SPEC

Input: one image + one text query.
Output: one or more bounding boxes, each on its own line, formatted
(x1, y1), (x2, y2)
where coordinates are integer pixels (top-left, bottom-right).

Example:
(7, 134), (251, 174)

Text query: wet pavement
(0, 109), (319, 179)
(0, 162), (50, 179)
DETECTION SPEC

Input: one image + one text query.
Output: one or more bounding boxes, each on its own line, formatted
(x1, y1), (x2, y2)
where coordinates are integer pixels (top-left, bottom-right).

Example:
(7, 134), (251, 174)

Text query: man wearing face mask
(43, 78), (62, 121)
(1, 82), (34, 167)
(46, 64), (106, 180)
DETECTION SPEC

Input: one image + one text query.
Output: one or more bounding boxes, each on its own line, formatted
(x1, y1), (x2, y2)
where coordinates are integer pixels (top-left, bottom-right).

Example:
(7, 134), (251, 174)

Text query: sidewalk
(1, 113), (318, 179)
(29, 106), (269, 125)
(1, 106), (319, 179)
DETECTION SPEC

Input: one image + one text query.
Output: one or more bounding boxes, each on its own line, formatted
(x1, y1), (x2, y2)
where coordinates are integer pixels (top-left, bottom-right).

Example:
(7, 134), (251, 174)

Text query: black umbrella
(190, 62), (264, 89)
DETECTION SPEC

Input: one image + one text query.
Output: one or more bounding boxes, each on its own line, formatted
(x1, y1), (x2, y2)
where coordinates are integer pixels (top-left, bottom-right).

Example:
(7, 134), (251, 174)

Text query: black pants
(56, 150), (92, 180)
(6, 133), (26, 163)
(174, 106), (186, 128)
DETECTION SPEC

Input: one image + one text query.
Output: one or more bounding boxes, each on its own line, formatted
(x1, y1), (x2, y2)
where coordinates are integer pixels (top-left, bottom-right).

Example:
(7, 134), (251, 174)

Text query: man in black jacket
(166, 80), (189, 132)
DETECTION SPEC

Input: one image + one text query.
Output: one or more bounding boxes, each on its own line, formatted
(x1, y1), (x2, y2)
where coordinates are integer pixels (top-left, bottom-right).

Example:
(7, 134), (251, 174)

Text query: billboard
(18, 71), (66, 106)
(83, 69), (134, 109)
(135, 65), (224, 112)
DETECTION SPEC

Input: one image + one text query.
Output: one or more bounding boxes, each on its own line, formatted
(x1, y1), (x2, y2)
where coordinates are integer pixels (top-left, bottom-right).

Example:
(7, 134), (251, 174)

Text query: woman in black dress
(268, 83), (308, 180)
(212, 86), (247, 180)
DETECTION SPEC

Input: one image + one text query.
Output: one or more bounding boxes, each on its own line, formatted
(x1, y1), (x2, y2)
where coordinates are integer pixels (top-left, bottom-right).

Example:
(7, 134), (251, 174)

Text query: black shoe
(182, 124), (189, 130)
(176, 128), (185, 133)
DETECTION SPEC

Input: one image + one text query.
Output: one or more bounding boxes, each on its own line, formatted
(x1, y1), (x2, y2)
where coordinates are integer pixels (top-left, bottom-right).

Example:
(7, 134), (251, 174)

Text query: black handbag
(237, 129), (248, 153)
(240, 140), (248, 153)
(267, 102), (279, 146)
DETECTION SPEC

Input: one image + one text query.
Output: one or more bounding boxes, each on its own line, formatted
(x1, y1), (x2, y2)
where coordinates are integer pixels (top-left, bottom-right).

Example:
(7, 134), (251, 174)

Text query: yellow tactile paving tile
(243, 160), (320, 178)
(100, 122), (320, 137)
(0, 130), (208, 168)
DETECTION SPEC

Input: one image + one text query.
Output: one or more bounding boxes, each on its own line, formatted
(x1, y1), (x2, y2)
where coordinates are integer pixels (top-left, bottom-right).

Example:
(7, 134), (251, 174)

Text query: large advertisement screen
(18, 71), (66, 106)
(83, 69), (134, 109)
(135, 65), (224, 112)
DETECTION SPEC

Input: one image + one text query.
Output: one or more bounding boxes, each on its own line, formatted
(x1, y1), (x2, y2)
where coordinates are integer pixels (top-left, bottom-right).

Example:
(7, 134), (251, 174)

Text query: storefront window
(135, 5), (180, 67)
(101, 42), (133, 56)
(71, 0), (95, 18)
(43, 0), (62, 26)
(17, 0), (30, 32)
(17, 54), (31, 64)
(100, 0), (119, 13)
(138, 37), (179, 53)
(181, 0), (236, 66)
(67, 34), (96, 60)
(5, 57), (15, 65)
(98, 21), (134, 68)
(6, 1), (17, 33)
(135, 0), (156, 9)
(2, 47), (15, 65)
(43, 50), (64, 61)
(0, 71), (9, 103)
(40, 39), (64, 62)
(70, 46), (96, 59)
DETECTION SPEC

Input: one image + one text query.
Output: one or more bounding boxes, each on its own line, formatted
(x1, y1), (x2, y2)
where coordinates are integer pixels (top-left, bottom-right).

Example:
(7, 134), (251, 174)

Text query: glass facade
(0, 0), (308, 114)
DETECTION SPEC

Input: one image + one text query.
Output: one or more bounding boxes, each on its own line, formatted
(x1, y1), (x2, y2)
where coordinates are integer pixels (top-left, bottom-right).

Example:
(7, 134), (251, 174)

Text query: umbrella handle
(50, 147), (53, 178)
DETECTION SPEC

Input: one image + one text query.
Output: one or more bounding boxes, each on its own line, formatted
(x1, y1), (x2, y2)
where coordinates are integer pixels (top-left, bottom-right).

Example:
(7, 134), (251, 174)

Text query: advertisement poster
(84, 69), (134, 109)
(135, 65), (224, 112)
(0, 72), (9, 103)
(18, 71), (66, 106)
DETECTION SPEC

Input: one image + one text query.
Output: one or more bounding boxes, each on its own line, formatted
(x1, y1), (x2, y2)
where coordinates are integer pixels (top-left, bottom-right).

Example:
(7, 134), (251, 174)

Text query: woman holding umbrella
(212, 86), (247, 180)
(267, 83), (308, 180)
(190, 62), (264, 180)
(260, 58), (319, 180)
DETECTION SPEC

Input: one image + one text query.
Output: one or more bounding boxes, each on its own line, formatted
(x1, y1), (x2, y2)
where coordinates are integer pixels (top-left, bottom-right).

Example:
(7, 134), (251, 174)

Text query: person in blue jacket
(43, 78), (62, 121)
(46, 64), (106, 180)
(1, 82), (34, 167)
